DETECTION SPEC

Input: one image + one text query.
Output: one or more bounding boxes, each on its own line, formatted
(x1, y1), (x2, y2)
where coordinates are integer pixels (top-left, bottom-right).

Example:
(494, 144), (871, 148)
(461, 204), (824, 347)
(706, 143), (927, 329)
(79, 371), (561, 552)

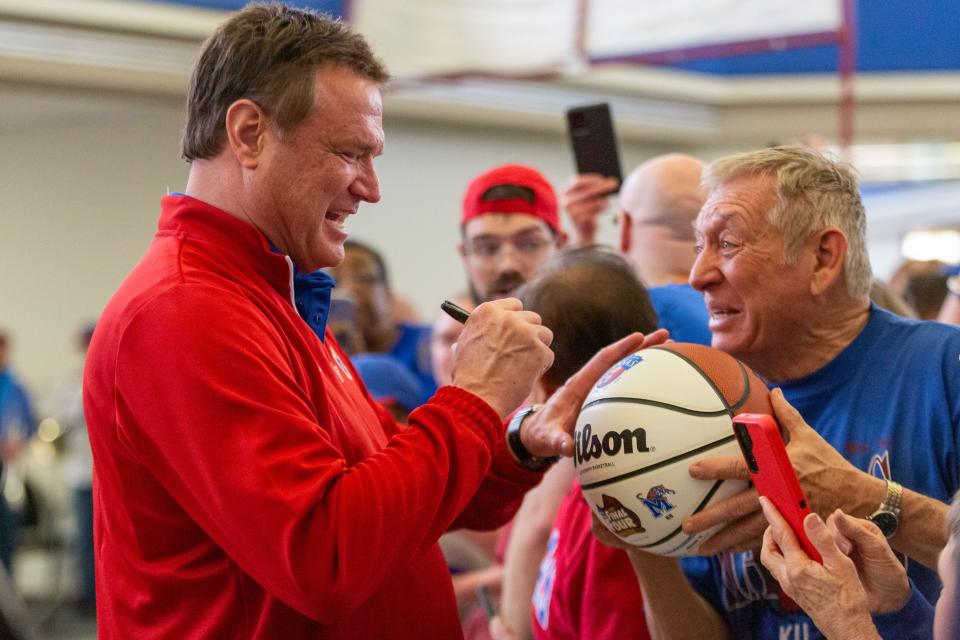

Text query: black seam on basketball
(728, 360), (752, 412)
(647, 347), (734, 417)
(635, 479), (725, 549)
(580, 396), (730, 417)
(579, 435), (736, 490)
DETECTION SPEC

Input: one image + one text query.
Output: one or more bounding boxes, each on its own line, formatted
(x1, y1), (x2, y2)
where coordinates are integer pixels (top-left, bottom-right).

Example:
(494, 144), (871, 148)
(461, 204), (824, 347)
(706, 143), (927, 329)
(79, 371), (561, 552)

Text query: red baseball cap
(461, 164), (559, 233)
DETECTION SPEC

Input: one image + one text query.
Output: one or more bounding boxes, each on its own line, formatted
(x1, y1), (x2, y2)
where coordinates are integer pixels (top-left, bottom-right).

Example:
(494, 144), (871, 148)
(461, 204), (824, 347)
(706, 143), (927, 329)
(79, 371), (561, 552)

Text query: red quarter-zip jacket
(83, 195), (541, 638)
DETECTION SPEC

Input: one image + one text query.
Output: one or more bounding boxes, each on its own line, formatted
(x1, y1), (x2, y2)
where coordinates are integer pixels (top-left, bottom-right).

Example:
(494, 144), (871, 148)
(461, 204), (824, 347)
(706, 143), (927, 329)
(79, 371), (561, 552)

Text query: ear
(457, 240), (466, 260)
(224, 99), (269, 169)
(618, 210), (632, 254)
(810, 228), (848, 296)
(555, 229), (569, 249)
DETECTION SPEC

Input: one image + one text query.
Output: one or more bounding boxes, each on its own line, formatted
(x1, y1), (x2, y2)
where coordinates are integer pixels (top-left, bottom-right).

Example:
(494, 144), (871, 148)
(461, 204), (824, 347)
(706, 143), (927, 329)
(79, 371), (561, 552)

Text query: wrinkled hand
(774, 388), (879, 518)
(825, 510), (910, 613)
(683, 388), (870, 555)
(561, 173), (619, 246)
(520, 329), (669, 458)
(760, 497), (885, 640)
(452, 298), (554, 419)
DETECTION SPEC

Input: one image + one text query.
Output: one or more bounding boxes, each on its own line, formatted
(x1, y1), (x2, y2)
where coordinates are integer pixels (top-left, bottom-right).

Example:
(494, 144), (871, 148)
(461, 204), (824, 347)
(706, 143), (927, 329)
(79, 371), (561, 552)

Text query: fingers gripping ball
(574, 343), (772, 556)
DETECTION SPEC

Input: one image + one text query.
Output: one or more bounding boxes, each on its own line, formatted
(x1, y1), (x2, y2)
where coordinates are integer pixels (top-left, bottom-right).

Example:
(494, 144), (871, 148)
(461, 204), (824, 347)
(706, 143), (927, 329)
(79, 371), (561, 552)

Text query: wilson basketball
(574, 342), (772, 556)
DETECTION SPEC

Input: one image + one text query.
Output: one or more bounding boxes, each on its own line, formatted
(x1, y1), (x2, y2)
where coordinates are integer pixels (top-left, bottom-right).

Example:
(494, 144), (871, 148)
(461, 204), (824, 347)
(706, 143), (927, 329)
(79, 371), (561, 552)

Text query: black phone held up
(565, 103), (623, 192)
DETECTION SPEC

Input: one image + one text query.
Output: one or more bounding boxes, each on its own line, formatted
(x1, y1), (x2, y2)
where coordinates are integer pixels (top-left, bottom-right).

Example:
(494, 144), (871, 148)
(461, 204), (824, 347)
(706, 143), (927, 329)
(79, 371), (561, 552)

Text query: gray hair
(702, 146), (872, 297)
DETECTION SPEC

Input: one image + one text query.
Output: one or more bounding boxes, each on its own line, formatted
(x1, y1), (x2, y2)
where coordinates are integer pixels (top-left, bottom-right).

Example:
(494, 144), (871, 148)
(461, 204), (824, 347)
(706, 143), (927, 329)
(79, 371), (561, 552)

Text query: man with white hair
(619, 146), (960, 639)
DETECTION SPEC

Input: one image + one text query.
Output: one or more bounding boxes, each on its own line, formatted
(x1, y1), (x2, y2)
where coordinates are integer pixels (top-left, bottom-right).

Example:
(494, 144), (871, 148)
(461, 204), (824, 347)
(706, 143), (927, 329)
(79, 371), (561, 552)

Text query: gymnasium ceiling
(1, 0), (959, 183)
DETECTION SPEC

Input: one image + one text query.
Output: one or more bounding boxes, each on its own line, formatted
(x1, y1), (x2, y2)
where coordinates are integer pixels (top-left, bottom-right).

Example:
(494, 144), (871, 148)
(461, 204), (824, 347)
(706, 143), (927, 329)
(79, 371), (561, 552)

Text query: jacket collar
(157, 195), (335, 338)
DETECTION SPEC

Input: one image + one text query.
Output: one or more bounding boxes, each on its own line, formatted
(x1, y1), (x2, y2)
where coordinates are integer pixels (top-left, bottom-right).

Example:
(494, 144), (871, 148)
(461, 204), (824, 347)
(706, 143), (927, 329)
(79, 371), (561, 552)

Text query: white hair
(702, 146), (872, 297)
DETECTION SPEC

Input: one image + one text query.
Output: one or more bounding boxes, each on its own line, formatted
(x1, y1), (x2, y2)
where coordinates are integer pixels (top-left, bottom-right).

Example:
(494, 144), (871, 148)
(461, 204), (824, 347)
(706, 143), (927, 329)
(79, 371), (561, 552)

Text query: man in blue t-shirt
(621, 146), (956, 640)
(562, 153), (711, 346)
(615, 153), (712, 347)
(0, 331), (36, 572)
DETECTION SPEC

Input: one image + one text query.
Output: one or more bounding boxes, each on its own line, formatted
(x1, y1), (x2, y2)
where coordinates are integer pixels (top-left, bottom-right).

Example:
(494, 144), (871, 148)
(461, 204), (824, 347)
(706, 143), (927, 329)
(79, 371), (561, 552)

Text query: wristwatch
(867, 479), (903, 538)
(505, 405), (558, 472)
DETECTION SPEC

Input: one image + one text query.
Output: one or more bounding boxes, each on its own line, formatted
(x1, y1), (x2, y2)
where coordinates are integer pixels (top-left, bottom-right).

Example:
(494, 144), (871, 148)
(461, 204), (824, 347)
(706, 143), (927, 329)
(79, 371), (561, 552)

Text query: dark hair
(903, 273), (948, 320)
(481, 184), (536, 203)
(517, 246), (659, 388)
(344, 239), (389, 288)
(182, 3), (389, 161)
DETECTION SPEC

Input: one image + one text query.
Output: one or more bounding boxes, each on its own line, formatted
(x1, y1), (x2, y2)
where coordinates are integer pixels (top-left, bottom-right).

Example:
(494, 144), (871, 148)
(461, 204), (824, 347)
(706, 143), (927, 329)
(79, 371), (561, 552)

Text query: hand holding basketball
(520, 330), (668, 458)
(685, 388), (869, 555)
(772, 388), (875, 522)
(576, 342), (770, 555)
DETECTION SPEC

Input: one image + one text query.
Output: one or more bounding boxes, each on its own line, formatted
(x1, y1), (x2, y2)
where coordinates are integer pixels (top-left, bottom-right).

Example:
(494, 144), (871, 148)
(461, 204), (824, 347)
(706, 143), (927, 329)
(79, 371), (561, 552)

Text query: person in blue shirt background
(326, 239), (437, 404)
(561, 153), (712, 346)
(0, 330), (36, 573)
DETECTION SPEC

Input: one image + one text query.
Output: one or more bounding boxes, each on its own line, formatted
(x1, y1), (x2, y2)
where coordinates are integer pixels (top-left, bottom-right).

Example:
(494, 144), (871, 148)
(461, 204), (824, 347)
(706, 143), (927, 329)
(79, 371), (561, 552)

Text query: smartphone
(476, 585), (497, 620)
(566, 103), (623, 192)
(733, 413), (822, 563)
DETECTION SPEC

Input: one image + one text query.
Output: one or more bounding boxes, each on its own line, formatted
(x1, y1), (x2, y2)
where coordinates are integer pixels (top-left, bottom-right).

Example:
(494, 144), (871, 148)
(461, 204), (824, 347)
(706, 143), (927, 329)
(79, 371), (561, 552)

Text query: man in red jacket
(83, 4), (652, 639)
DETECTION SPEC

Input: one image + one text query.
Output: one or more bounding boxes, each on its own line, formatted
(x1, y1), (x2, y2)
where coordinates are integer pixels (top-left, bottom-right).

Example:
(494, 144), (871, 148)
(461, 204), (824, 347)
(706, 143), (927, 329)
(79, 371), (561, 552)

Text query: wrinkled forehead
(694, 174), (777, 233)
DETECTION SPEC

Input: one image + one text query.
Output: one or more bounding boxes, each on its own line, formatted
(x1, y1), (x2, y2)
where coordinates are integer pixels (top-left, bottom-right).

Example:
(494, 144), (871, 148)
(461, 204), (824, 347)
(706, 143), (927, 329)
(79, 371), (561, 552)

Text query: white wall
(0, 99), (670, 397)
(2, 91), (947, 400)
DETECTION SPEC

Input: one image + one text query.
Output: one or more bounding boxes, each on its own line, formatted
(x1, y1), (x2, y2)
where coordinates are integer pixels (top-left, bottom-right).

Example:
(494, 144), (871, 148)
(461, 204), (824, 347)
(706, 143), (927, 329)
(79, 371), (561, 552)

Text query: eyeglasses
(463, 234), (553, 264)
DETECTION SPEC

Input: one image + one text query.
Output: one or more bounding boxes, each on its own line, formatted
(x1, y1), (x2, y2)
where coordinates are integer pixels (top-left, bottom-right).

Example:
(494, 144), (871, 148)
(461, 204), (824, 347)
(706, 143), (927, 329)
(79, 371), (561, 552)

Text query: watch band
(868, 479), (903, 538)
(505, 404), (558, 472)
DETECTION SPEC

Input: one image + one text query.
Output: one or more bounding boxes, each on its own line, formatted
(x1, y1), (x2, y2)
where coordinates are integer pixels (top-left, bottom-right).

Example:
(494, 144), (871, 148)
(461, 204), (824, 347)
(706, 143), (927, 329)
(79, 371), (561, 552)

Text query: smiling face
(689, 174), (815, 374)
(252, 65), (384, 272)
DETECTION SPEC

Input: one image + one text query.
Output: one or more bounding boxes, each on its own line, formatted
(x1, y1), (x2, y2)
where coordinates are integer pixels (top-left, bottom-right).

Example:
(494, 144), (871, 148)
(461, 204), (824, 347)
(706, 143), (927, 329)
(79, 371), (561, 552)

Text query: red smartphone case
(733, 413), (822, 563)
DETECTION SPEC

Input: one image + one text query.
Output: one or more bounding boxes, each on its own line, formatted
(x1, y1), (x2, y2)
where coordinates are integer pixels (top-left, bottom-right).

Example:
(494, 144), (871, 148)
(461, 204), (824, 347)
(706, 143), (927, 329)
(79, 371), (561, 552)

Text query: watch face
(869, 511), (899, 537)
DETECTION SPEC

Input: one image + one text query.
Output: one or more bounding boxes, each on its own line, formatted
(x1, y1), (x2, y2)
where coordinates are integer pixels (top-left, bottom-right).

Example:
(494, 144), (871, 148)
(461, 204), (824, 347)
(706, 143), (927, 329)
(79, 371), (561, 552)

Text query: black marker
(441, 300), (471, 325)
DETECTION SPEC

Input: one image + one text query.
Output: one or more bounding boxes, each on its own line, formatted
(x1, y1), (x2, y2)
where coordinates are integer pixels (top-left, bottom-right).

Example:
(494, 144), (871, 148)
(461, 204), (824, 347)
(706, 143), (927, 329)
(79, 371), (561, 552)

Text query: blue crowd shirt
(681, 304), (960, 639)
(389, 323), (438, 404)
(0, 369), (35, 440)
(648, 283), (712, 346)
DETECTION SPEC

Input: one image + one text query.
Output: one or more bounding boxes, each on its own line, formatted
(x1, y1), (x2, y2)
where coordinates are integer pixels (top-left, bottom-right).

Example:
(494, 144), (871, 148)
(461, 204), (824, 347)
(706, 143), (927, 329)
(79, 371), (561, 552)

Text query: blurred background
(0, 0), (958, 637)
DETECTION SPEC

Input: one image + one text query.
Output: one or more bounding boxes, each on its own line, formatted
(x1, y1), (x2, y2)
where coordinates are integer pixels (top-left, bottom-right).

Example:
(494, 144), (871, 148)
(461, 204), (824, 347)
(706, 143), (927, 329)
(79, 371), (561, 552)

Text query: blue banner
(159, 1), (345, 19)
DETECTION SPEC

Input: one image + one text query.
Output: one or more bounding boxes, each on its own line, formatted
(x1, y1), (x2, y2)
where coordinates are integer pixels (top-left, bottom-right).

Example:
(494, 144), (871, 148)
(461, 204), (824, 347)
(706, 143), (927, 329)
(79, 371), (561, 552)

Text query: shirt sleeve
(449, 424), (544, 531)
(112, 285), (511, 623)
(340, 345), (540, 533)
(871, 582), (934, 640)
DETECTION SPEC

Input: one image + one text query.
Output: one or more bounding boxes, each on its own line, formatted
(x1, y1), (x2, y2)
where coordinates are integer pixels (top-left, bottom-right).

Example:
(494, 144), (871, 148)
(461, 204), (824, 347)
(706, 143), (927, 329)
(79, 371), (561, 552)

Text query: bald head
(618, 153), (706, 285)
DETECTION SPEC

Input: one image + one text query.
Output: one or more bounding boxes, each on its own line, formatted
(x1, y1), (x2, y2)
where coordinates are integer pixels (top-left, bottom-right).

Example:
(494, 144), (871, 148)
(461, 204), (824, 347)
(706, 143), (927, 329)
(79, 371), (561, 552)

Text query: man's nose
(352, 159), (381, 204)
(689, 248), (720, 292)
(493, 243), (523, 272)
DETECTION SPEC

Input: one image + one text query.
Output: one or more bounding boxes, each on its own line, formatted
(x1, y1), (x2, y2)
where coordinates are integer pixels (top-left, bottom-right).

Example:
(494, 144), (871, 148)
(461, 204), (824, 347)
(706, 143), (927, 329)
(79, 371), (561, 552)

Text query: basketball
(574, 342), (773, 556)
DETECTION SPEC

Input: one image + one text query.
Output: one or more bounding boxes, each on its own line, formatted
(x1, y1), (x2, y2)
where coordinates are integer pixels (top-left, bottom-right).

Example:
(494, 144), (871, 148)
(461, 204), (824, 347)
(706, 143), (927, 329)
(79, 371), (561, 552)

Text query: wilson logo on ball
(574, 423), (650, 467)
